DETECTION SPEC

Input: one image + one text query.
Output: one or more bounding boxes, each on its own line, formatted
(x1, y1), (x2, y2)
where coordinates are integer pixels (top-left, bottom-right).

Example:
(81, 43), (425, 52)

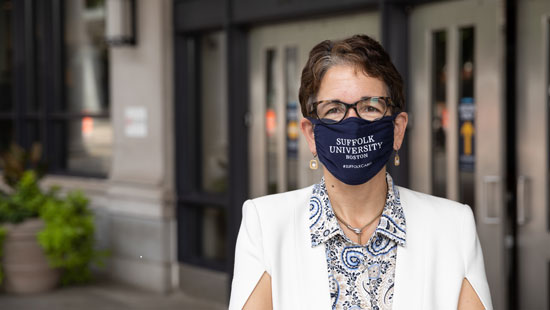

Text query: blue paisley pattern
(309, 173), (406, 310)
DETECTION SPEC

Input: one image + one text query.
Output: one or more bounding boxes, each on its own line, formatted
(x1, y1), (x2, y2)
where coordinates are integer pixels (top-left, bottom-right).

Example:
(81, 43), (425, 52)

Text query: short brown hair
(299, 34), (404, 117)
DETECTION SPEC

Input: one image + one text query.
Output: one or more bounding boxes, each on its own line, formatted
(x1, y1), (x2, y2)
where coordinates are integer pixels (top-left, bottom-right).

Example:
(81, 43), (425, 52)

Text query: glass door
(248, 11), (380, 198)
(409, 1), (506, 308)
(516, 0), (550, 308)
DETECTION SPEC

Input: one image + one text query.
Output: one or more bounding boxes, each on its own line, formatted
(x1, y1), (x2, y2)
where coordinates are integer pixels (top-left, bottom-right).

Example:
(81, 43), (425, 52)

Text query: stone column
(107, 0), (176, 293)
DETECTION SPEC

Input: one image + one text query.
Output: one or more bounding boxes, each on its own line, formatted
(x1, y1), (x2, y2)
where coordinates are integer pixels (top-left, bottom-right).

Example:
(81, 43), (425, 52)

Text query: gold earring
(394, 150), (400, 166)
(309, 154), (319, 170)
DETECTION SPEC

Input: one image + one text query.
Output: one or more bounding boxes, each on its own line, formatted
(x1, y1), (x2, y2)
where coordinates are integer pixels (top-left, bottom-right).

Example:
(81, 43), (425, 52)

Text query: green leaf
(37, 188), (107, 285)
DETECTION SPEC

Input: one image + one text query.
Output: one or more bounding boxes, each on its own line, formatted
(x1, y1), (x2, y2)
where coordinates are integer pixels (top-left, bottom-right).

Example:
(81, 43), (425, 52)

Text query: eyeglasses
(310, 96), (393, 124)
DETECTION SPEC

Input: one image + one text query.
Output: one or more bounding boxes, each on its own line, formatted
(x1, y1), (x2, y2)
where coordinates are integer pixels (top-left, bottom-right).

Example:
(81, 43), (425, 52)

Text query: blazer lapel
(294, 194), (332, 310)
(392, 187), (426, 309)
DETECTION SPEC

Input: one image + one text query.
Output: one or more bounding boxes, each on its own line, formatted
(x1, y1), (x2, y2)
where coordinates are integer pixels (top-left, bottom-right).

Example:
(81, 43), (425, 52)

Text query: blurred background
(0, 0), (549, 309)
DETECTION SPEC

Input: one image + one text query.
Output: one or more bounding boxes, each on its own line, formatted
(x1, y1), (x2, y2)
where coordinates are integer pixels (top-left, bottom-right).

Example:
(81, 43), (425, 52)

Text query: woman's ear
(300, 117), (317, 155)
(393, 112), (408, 150)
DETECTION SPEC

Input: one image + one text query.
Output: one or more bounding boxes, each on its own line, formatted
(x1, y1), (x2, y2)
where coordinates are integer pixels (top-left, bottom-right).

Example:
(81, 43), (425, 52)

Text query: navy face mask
(308, 115), (396, 185)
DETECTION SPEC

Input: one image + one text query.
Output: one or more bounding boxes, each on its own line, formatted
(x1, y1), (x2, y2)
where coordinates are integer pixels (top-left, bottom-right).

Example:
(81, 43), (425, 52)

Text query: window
(458, 27), (475, 209)
(176, 32), (229, 270)
(0, 0), (14, 163)
(432, 30), (447, 197)
(200, 32), (228, 194)
(197, 32), (228, 262)
(285, 46), (299, 191)
(265, 49), (278, 194)
(0, 0), (111, 177)
(61, 0), (112, 175)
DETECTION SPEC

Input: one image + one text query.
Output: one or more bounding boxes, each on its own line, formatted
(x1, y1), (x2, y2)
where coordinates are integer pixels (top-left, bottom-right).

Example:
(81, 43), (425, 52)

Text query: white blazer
(229, 186), (493, 310)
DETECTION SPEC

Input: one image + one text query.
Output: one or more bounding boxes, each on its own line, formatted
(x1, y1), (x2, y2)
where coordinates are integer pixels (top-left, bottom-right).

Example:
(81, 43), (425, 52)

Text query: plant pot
(1, 218), (60, 294)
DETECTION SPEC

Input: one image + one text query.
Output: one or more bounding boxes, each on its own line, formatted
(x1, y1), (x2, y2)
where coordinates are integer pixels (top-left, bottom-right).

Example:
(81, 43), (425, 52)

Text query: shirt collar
(309, 173), (406, 248)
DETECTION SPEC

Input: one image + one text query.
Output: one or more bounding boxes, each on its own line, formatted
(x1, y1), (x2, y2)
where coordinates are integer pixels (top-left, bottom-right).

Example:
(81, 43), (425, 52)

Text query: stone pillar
(106, 0), (175, 293)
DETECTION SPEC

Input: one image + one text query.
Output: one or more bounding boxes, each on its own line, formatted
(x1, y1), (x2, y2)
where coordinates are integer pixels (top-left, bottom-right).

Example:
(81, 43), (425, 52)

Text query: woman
(229, 34), (492, 310)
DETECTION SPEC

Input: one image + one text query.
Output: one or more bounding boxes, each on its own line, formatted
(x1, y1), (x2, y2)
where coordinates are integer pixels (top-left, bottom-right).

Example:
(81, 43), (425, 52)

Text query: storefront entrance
(409, 0), (550, 308)
(516, 0), (550, 308)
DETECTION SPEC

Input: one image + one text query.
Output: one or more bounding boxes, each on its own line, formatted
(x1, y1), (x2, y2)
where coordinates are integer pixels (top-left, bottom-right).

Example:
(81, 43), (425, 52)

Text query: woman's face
(300, 64), (408, 162)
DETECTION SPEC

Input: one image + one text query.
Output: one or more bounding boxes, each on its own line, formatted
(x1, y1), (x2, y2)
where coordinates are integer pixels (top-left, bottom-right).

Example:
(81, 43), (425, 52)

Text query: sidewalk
(0, 281), (227, 310)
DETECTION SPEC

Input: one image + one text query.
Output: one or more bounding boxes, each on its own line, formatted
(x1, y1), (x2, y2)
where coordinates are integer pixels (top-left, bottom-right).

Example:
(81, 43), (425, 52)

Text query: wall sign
(124, 106), (148, 138)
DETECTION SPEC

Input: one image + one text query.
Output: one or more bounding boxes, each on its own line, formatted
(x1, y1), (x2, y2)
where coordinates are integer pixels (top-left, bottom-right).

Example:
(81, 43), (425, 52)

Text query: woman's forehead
(317, 65), (387, 101)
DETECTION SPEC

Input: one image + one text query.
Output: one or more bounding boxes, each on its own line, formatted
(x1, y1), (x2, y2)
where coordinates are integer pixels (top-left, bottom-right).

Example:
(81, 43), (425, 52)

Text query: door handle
(482, 176), (501, 224)
(517, 176), (529, 225)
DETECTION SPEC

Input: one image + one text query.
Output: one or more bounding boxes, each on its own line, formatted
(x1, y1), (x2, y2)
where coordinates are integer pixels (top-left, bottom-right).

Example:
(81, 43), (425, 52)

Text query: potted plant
(0, 171), (59, 293)
(0, 143), (107, 293)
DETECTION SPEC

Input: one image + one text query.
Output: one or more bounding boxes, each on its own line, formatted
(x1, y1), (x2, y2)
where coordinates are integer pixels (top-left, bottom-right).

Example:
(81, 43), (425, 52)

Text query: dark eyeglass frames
(310, 96), (393, 124)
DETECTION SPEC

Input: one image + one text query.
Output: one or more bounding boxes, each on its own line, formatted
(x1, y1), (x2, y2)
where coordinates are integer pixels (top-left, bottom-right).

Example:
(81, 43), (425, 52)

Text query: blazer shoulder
(397, 186), (472, 222)
(249, 186), (314, 215)
(244, 186), (313, 234)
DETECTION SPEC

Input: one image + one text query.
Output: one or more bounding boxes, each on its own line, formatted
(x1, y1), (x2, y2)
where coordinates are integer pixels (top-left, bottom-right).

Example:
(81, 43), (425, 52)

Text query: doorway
(409, 0), (507, 308)
(248, 11), (381, 198)
(516, 0), (550, 308)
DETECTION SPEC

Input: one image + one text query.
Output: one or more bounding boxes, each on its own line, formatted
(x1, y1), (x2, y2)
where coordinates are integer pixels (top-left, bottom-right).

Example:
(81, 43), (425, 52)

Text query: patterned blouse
(309, 173), (407, 310)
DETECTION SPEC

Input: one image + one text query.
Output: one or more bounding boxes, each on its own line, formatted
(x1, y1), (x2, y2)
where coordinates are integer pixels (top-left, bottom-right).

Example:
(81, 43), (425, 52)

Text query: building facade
(1, 0), (177, 294)
(2, 0), (550, 309)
